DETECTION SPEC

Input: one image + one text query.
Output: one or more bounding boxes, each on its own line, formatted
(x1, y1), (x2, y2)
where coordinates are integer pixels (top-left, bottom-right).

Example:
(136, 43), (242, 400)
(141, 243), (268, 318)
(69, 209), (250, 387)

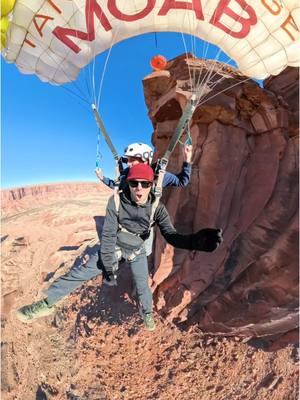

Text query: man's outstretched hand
(192, 228), (223, 252)
(103, 272), (117, 287)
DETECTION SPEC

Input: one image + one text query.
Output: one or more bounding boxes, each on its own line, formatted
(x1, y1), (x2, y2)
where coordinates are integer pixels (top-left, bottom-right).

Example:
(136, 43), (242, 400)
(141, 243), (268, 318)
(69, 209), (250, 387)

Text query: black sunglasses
(128, 180), (152, 188)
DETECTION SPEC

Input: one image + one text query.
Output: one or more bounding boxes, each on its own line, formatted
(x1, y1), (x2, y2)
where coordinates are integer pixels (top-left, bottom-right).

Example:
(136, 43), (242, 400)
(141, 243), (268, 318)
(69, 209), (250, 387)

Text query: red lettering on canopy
(33, 15), (54, 37)
(261, 0), (282, 16)
(53, 0), (112, 53)
(47, 0), (62, 14)
(158, 0), (204, 21)
(281, 14), (299, 41)
(24, 38), (36, 48)
(108, 0), (156, 21)
(210, 0), (257, 39)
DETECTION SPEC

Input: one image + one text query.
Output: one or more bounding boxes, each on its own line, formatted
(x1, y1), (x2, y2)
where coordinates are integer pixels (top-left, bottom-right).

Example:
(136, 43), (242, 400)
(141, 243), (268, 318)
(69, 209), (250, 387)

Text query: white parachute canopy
(2, 0), (300, 84)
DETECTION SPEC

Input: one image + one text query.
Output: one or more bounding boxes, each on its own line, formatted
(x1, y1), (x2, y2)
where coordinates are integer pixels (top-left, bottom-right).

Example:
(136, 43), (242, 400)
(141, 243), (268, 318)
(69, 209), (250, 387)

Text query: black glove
(97, 251), (117, 286)
(103, 272), (117, 287)
(192, 228), (223, 252)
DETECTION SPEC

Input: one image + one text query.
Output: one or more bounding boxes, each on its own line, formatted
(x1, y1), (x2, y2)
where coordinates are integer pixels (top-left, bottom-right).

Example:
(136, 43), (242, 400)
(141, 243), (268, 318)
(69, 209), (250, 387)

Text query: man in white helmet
(95, 142), (193, 190)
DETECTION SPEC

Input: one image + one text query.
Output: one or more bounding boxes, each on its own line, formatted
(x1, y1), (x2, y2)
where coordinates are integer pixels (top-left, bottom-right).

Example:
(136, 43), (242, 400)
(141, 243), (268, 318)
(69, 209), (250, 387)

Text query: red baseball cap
(127, 164), (154, 183)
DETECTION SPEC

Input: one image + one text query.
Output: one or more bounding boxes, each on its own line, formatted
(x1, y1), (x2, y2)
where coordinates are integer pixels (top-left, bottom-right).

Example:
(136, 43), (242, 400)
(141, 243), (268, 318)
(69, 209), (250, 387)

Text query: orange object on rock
(150, 55), (167, 71)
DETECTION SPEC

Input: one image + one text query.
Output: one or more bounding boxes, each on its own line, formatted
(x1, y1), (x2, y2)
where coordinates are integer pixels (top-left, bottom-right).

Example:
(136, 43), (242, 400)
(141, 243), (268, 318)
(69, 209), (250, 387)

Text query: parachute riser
(92, 103), (123, 185)
(153, 94), (197, 198)
(91, 104), (119, 162)
(163, 94), (197, 160)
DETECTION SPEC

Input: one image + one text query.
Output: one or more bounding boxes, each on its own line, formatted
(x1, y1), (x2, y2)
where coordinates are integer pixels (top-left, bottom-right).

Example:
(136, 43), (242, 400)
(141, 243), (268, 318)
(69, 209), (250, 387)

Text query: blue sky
(1, 32), (232, 189)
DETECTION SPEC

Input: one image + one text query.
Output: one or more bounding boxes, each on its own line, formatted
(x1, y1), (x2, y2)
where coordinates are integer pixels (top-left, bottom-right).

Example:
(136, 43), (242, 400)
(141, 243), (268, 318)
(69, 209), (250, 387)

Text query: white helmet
(123, 142), (153, 164)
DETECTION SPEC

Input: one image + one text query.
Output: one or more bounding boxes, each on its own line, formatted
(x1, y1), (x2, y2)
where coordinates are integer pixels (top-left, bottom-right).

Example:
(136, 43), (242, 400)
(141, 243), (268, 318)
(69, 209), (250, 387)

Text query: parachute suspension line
(189, 0), (197, 56)
(198, 76), (253, 107)
(182, 8), (196, 89)
(91, 105), (119, 162)
(95, 130), (102, 169)
(191, 1), (258, 105)
(191, 8), (271, 117)
(208, 7), (273, 86)
(192, 0), (264, 100)
(83, 66), (93, 104)
(87, 0), (98, 106)
(181, 6), (197, 93)
(88, 22), (121, 182)
(193, 62), (220, 107)
(91, 48), (98, 107)
(15, 34), (92, 107)
(195, 2), (271, 94)
(58, 0), (92, 105)
(96, 23), (121, 110)
(90, 28), (97, 105)
(194, 30), (216, 96)
(178, 10), (197, 139)
(96, 44), (113, 110)
(178, 4), (216, 104)
(15, 31), (90, 105)
(180, 31), (194, 93)
(178, 126), (193, 146)
(90, 24), (121, 172)
(73, 0), (93, 104)
(185, 126), (193, 146)
(201, 74), (226, 97)
(58, 85), (91, 110)
(193, 25), (227, 96)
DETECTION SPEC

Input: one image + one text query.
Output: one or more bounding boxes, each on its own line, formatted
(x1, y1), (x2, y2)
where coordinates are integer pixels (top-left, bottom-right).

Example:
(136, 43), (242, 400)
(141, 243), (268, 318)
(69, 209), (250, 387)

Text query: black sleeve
(154, 203), (194, 250)
(100, 195), (119, 272)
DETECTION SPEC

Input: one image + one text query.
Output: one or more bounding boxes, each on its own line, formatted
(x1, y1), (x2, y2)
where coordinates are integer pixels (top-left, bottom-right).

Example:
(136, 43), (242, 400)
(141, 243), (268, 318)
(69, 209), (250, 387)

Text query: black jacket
(100, 188), (194, 272)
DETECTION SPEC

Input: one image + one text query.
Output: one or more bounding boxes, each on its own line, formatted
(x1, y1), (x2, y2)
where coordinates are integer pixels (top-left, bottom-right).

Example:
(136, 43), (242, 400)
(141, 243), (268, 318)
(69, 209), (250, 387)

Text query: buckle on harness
(155, 157), (168, 175)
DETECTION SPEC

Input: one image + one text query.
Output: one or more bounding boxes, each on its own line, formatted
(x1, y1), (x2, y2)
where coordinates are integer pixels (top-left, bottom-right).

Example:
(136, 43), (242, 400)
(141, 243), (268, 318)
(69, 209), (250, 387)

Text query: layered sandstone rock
(143, 55), (299, 337)
(1, 182), (111, 217)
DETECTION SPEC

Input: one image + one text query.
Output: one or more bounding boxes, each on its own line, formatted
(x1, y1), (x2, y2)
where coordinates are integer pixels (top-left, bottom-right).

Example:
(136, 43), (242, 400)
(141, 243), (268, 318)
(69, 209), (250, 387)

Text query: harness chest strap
(113, 190), (158, 237)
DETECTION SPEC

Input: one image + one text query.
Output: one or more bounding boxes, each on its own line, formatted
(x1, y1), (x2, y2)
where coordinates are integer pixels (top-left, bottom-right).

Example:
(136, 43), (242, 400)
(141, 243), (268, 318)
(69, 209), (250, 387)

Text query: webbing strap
(114, 189), (121, 216)
(113, 189), (155, 236)
(91, 104), (119, 162)
(113, 190), (135, 234)
(185, 127), (193, 146)
(152, 94), (197, 206)
(149, 194), (160, 228)
(162, 94), (197, 161)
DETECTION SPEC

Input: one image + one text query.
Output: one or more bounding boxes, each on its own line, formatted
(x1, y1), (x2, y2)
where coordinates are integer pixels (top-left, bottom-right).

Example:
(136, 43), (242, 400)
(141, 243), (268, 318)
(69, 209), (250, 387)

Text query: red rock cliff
(143, 55), (299, 337)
